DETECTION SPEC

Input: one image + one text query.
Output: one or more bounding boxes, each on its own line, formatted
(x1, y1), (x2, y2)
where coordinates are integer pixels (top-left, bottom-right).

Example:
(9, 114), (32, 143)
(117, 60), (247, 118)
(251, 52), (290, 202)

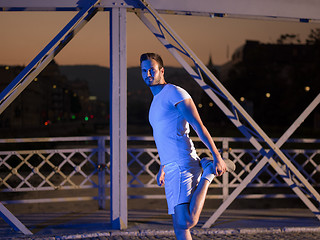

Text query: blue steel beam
(135, 0), (320, 225)
(1, 0), (320, 22)
(0, 0), (100, 235)
(0, 202), (32, 235)
(0, 0), (100, 115)
(203, 93), (320, 227)
(1, 0), (320, 234)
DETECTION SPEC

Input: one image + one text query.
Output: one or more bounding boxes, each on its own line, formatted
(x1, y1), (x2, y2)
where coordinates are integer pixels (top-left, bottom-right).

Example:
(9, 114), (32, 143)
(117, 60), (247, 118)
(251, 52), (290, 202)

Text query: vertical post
(222, 138), (229, 201)
(110, 7), (128, 229)
(98, 136), (106, 209)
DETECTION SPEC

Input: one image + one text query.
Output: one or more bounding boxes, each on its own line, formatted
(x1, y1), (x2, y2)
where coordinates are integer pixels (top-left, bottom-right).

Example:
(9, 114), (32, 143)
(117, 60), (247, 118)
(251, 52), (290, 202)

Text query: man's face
(141, 59), (164, 86)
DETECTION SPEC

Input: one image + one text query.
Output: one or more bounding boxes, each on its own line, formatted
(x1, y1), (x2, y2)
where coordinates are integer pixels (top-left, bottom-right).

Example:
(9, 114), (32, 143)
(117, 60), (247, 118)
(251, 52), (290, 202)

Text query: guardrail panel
(0, 136), (319, 205)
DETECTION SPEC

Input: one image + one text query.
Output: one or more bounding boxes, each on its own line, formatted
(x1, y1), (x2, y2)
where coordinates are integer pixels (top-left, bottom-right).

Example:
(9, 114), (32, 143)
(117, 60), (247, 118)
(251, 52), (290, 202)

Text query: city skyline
(0, 11), (320, 68)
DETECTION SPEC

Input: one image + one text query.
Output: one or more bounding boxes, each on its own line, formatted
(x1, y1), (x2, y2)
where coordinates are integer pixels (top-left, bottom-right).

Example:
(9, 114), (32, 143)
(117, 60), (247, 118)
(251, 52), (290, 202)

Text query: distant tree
(277, 34), (301, 44)
(306, 28), (320, 45)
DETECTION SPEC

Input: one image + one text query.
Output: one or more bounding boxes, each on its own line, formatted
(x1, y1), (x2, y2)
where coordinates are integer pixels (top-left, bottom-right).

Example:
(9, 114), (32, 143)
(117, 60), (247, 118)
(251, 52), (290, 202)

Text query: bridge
(0, 0), (319, 235)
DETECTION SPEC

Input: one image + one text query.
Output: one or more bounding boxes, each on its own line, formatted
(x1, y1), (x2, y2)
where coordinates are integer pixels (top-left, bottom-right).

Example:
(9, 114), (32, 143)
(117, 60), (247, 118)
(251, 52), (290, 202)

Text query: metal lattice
(1, 137), (319, 201)
(0, 149), (101, 191)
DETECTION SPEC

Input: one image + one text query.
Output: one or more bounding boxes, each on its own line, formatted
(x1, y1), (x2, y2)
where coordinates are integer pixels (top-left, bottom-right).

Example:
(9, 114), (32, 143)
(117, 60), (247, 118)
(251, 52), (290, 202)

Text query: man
(140, 53), (235, 240)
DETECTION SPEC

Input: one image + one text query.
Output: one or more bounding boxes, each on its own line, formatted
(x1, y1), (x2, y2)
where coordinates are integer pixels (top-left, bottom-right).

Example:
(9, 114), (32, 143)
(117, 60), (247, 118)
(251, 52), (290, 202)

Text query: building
(0, 61), (106, 137)
(220, 40), (320, 135)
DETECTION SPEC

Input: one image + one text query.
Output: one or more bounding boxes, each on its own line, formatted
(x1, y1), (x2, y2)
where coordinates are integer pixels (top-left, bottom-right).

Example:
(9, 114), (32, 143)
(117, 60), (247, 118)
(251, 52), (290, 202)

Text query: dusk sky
(1, 11), (320, 68)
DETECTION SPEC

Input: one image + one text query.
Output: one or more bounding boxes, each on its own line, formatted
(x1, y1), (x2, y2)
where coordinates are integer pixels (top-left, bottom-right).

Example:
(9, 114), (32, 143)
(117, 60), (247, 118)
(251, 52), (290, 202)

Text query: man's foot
(200, 157), (236, 182)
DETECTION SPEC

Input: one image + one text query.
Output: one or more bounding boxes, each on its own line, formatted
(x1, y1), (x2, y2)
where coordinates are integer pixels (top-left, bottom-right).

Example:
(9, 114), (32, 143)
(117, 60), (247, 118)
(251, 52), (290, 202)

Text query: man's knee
(175, 217), (197, 230)
(174, 204), (198, 230)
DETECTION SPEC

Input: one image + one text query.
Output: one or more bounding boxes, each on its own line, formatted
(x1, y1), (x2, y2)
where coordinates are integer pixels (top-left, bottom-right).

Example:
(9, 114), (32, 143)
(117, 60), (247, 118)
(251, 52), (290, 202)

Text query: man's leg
(172, 178), (210, 239)
(189, 178), (211, 221)
(172, 211), (192, 240)
(172, 158), (235, 239)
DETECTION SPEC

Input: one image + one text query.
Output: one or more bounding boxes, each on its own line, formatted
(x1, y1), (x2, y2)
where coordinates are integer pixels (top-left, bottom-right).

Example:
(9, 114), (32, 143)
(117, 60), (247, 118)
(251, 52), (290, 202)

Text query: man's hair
(140, 53), (164, 69)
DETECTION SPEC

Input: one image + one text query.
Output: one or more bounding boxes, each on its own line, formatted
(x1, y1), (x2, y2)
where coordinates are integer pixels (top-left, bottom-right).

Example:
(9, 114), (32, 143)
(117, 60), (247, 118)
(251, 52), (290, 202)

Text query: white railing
(0, 136), (319, 208)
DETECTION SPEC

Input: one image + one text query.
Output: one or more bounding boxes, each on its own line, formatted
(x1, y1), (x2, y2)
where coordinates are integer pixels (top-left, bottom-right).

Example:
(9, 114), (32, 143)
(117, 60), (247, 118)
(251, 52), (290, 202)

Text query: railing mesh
(0, 136), (319, 205)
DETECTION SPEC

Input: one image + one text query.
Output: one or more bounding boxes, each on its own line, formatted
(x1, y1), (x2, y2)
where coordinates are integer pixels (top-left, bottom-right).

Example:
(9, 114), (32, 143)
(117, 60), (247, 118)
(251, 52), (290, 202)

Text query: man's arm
(176, 98), (226, 176)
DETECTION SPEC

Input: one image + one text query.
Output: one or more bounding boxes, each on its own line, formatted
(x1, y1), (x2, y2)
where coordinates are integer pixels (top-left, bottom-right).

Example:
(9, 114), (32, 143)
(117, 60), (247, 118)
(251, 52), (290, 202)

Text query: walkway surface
(1, 208), (320, 239)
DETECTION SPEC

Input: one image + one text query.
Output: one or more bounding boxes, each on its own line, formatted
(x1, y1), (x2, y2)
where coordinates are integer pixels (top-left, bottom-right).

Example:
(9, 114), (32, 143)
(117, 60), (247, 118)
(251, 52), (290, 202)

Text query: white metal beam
(203, 93), (320, 228)
(0, 0), (101, 234)
(135, 0), (320, 226)
(110, 6), (128, 230)
(1, 0), (320, 21)
(1, 0), (319, 234)
(0, 0), (100, 115)
(0, 202), (32, 235)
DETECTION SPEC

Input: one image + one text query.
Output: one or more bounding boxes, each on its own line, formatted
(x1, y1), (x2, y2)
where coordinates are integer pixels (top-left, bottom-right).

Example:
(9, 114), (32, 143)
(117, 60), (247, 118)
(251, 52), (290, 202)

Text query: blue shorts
(163, 160), (202, 215)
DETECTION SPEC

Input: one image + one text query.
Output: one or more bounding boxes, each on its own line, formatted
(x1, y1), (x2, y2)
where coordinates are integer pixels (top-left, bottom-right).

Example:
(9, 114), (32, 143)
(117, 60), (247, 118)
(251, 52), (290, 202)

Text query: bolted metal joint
(97, 164), (106, 171)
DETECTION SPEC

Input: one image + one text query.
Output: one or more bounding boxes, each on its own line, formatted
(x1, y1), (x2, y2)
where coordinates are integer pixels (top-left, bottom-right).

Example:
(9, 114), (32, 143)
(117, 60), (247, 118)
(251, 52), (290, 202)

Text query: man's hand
(214, 156), (227, 176)
(156, 165), (165, 187)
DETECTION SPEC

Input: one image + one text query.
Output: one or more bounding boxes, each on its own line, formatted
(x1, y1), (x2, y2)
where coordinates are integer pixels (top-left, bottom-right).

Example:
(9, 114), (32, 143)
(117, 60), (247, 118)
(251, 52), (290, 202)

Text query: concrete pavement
(1, 208), (320, 239)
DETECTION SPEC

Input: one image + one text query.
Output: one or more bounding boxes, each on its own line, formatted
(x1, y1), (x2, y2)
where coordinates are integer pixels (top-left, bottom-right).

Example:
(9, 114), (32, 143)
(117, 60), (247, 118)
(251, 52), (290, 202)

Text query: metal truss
(0, 202), (32, 235)
(2, 0), (320, 22)
(109, 6), (128, 230)
(0, 0), (100, 115)
(135, 0), (320, 227)
(1, 0), (320, 234)
(0, 0), (101, 234)
(1, 136), (319, 233)
(0, 0), (129, 233)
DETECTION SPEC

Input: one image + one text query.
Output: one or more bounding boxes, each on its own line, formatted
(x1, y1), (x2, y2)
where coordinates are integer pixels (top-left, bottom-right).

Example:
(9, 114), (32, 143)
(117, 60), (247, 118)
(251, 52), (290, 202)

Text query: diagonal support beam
(203, 93), (320, 227)
(0, 0), (100, 115)
(0, 0), (100, 235)
(135, 0), (320, 223)
(0, 202), (32, 235)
